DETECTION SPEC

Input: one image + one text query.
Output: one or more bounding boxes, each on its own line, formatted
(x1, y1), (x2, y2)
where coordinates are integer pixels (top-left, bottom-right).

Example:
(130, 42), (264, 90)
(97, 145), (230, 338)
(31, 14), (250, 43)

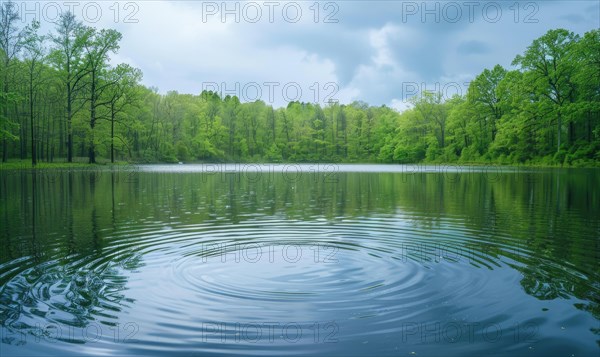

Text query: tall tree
(22, 20), (46, 166)
(82, 28), (122, 163)
(101, 64), (142, 162)
(573, 29), (600, 144)
(467, 64), (507, 146)
(512, 29), (579, 153)
(410, 91), (447, 149)
(50, 12), (92, 162)
(0, 0), (23, 162)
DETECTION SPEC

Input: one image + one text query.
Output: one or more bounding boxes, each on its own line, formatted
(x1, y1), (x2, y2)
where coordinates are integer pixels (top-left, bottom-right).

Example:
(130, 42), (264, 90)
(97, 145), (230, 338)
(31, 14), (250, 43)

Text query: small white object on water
(178, 162), (183, 164)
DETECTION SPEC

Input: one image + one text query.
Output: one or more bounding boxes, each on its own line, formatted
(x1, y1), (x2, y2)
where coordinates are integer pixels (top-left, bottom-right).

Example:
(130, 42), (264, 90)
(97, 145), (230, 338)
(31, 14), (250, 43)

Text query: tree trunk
(67, 82), (73, 162)
(30, 74), (36, 166)
(89, 114), (96, 164)
(88, 144), (96, 163)
(17, 100), (26, 160)
(89, 70), (97, 164)
(1, 139), (6, 162)
(2, 62), (9, 162)
(568, 121), (574, 146)
(111, 104), (115, 163)
(587, 110), (592, 142)
(557, 112), (562, 153)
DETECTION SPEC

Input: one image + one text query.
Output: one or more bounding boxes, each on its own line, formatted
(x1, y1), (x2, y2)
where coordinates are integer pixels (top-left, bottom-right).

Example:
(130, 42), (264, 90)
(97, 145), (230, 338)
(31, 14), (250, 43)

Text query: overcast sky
(17, 0), (600, 109)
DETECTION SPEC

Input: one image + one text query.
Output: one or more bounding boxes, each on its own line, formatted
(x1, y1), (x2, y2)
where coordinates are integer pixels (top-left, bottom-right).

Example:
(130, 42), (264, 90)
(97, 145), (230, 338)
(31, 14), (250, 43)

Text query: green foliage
(160, 142), (178, 163)
(175, 141), (189, 161)
(425, 137), (441, 162)
(265, 143), (282, 162)
(0, 11), (598, 167)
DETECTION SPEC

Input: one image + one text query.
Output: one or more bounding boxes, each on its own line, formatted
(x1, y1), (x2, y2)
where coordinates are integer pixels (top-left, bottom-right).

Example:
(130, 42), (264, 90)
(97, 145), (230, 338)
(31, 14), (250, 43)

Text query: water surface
(1, 164), (599, 356)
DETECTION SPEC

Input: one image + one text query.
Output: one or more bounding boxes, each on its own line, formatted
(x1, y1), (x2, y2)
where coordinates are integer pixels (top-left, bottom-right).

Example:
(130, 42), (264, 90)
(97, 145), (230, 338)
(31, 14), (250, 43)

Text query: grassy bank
(0, 159), (134, 170)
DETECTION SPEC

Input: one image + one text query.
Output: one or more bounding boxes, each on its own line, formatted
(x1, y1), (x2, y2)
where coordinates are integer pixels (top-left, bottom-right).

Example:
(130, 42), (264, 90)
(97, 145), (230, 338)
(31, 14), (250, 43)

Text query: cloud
(30, 0), (599, 108)
(457, 40), (490, 55)
(252, 23), (372, 85)
(558, 14), (586, 24)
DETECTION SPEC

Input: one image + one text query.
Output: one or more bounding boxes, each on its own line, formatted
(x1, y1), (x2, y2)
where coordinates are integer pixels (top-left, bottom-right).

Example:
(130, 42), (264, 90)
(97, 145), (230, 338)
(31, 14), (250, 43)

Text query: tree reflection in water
(1, 169), (143, 345)
(0, 166), (598, 350)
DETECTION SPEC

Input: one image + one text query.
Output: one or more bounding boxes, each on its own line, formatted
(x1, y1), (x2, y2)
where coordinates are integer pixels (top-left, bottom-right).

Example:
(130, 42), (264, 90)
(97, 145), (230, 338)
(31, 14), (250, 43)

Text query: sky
(10, 0), (600, 110)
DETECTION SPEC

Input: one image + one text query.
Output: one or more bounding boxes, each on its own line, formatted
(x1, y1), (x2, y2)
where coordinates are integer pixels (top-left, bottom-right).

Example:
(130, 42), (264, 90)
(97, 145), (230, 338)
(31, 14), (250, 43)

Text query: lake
(1, 164), (599, 356)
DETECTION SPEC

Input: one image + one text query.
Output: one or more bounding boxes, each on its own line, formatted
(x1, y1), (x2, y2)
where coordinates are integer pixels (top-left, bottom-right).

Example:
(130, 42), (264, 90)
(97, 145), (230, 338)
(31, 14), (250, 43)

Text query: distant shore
(1, 159), (599, 171)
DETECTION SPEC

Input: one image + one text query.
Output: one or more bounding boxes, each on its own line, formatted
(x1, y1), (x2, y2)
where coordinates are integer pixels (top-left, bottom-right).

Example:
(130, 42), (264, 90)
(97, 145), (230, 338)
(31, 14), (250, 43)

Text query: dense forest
(1, 3), (599, 166)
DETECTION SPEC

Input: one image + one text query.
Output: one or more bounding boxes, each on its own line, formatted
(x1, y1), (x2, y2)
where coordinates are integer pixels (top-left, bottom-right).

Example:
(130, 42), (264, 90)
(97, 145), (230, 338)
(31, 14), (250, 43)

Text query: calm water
(1, 164), (599, 356)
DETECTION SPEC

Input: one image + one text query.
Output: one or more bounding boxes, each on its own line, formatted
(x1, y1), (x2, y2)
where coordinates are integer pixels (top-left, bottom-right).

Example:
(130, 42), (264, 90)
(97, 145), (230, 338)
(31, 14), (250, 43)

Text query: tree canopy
(1, 4), (598, 166)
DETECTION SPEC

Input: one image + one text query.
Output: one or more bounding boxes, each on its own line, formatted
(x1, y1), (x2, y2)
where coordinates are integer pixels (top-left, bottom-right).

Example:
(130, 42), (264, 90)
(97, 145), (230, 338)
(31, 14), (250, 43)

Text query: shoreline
(1, 159), (599, 171)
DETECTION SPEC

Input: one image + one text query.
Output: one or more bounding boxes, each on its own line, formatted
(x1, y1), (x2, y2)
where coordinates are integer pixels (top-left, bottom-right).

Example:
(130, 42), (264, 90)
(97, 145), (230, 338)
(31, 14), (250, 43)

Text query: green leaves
(1, 11), (598, 167)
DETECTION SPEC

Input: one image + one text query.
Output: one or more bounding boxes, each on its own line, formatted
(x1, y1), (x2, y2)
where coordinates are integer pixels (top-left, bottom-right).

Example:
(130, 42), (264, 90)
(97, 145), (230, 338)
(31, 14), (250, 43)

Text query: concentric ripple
(1, 166), (599, 356)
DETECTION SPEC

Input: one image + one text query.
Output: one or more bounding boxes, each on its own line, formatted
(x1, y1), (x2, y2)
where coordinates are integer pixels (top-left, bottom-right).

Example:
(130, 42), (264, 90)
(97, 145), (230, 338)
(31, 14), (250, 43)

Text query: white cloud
(27, 0), (600, 107)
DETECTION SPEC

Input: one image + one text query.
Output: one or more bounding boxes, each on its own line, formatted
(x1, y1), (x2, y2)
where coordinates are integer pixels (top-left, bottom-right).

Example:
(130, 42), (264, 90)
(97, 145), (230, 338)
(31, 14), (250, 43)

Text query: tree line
(1, 3), (598, 166)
